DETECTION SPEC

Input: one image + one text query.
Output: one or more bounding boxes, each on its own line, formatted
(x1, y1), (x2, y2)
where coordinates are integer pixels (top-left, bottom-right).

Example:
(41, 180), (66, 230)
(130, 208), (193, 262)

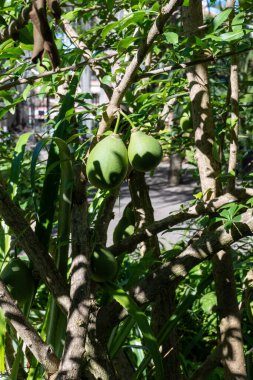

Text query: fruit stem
(114, 112), (121, 135)
(120, 110), (136, 130)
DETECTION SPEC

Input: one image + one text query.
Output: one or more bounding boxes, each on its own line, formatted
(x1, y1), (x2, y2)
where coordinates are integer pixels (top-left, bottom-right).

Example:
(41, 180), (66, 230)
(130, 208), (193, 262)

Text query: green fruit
(90, 246), (118, 282)
(113, 219), (135, 244)
(86, 134), (128, 190)
(180, 114), (192, 130)
(128, 130), (163, 172)
(113, 203), (135, 243)
(0, 258), (35, 303)
(122, 202), (135, 225)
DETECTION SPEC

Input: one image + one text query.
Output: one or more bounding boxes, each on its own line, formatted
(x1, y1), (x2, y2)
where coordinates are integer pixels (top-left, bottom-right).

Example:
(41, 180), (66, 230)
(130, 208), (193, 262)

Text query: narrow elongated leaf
(9, 132), (33, 199)
(106, 284), (164, 380)
(220, 29), (245, 41)
(213, 8), (232, 31)
(135, 276), (212, 378)
(35, 72), (81, 249)
(108, 315), (136, 359)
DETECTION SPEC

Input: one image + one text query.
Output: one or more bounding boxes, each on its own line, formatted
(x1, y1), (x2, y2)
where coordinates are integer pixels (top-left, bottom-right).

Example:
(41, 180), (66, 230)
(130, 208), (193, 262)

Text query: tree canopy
(0, 0), (253, 379)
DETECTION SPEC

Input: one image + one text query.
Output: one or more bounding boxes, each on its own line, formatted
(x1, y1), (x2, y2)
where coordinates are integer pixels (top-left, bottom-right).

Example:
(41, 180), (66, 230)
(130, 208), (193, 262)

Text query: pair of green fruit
(86, 130), (163, 190)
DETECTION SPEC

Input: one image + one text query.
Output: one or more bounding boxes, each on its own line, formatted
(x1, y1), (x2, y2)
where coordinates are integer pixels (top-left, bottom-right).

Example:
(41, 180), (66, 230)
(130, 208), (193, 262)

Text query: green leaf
(101, 75), (113, 85)
(232, 12), (245, 31)
(22, 84), (32, 101)
(101, 21), (119, 39)
(220, 30), (245, 41)
(108, 316), (136, 359)
(117, 36), (137, 51)
(164, 32), (178, 45)
(135, 276), (212, 377)
(212, 8), (232, 31)
(106, 284), (164, 380)
(118, 11), (146, 32)
(200, 292), (217, 314)
(9, 132), (33, 199)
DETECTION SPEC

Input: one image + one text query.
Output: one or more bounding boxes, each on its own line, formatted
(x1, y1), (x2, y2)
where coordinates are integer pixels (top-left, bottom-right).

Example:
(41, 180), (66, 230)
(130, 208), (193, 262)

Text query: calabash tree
(0, 0), (253, 379)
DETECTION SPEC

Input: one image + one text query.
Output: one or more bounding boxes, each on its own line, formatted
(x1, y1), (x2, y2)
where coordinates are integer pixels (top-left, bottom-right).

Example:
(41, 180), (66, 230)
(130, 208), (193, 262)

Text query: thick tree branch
(0, 47), (250, 93)
(94, 189), (119, 246)
(108, 193), (237, 255)
(56, 164), (91, 379)
(213, 2), (247, 378)
(183, 2), (246, 378)
(182, 0), (221, 199)
(0, 280), (59, 376)
(189, 344), (222, 380)
(227, 23), (239, 192)
(98, 208), (253, 341)
(0, 181), (70, 314)
(138, 46), (253, 78)
(60, 19), (112, 98)
(132, 208), (253, 305)
(0, 53), (116, 92)
(97, 0), (183, 135)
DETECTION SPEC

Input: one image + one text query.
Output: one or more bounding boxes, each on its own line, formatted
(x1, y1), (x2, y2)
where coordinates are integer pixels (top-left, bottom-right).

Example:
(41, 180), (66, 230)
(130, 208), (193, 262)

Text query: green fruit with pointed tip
(128, 130), (163, 172)
(90, 246), (118, 282)
(0, 258), (35, 303)
(113, 203), (135, 243)
(86, 134), (128, 190)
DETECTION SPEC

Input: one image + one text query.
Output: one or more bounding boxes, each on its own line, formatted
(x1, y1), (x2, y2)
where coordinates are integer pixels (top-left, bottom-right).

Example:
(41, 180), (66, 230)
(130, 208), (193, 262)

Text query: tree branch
(98, 208), (253, 342)
(132, 208), (253, 305)
(60, 19), (112, 98)
(97, 0), (183, 135)
(108, 193), (238, 255)
(0, 181), (70, 314)
(189, 344), (222, 380)
(0, 53), (116, 92)
(56, 164), (91, 379)
(0, 279), (59, 376)
(227, 16), (240, 193)
(138, 46), (253, 78)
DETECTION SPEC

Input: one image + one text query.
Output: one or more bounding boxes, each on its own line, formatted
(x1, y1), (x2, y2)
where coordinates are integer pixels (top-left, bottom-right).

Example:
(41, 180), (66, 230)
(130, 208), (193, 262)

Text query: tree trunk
(168, 153), (183, 186)
(129, 171), (181, 379)
(182, 1), (246, 378)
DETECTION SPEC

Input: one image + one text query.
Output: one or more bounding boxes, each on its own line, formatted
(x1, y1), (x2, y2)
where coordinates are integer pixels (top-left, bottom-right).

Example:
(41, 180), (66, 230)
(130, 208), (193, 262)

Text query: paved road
(107, 161), (199, 249)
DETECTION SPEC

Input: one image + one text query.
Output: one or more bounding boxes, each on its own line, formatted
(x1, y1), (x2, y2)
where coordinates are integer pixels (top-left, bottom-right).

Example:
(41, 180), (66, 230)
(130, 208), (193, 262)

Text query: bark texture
(227, 0), (239, 193)
(98, 0), (183, 135)
(213, 250), (247, 379)
(183, 1), (246, 378)
(56, 163), (91, 380)
(129, 171), (181, 378)
(182, 0), (221, 200)
(0, 280), (59, 376)
(0, 180), (70, 314)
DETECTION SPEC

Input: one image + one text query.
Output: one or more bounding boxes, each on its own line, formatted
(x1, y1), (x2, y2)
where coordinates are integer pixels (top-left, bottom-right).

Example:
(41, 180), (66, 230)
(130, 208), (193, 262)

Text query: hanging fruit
(0, 258), (35, 303)
(128, 130), (163, 172)
(113, 202), (135, 243)
(90, 246), (118, 282)
(86, 134), (128, 190)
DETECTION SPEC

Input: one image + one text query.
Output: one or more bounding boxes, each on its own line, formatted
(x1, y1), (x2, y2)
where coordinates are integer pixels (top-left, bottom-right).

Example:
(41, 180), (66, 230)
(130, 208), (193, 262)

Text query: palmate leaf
(105, 283), (164, 380)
